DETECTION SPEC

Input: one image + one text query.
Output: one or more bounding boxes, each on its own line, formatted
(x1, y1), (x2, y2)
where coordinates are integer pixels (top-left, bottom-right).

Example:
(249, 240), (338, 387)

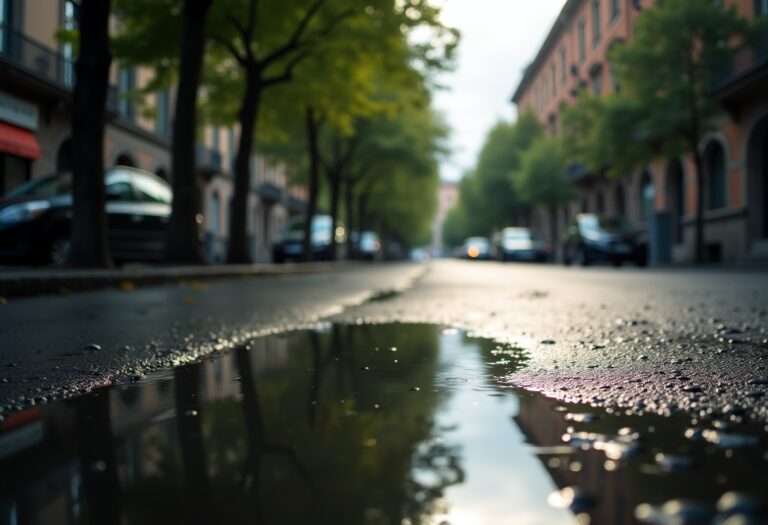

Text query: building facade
(0, 0), (306, 263)
(512, 0), (768, 263)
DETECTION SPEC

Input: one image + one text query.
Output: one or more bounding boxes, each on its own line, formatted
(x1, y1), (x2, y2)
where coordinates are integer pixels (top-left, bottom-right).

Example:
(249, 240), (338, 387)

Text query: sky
(434, 0), (568, 182)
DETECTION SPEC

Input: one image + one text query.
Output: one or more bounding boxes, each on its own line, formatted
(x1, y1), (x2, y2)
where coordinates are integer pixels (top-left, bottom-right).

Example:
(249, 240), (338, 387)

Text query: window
(704, 141), (727, 210)
(592, 72), (602, 95)
(640, 171), (655, 221)
(578, 18), (586, 63)
(560, 46), (566, 85)
(62, 0), (79, 86)
(551, 63), (556, 96)
(155, 89), (170, 138)
(0, 0), (10, 54)
(133, 173), (172, 204)
(757, 0), (768, 15)
(118, 67), (136, 121)
(610, 0), (620, 21)
(105, 172), (136, 202)
(592, 0), (601, 45)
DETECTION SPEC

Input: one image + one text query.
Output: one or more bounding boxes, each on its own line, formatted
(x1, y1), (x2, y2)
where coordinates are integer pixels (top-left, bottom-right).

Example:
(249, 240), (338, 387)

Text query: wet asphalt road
(2, 260), (768, 422)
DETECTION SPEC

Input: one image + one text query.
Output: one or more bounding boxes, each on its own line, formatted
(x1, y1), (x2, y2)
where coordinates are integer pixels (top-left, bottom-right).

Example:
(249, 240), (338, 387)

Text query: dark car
(562, 214), (647, 267)
(496, 227), (550, 262)
(272, 215), (346, 263)
(0, 167), (172, 264)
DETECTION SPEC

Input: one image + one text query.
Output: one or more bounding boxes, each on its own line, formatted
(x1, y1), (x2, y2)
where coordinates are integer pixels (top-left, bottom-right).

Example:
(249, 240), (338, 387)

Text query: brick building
(0, 0), (307, 263)
(511, 0), (768, 263)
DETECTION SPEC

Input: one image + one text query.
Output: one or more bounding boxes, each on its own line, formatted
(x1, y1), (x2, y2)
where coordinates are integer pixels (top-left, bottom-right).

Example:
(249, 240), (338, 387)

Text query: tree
(113, 0), (213, 264)
(606, 0), (750, 262)
(204, 0), (358, 263)
(513, 137), (573, 249)
(69, 0), (113, 267)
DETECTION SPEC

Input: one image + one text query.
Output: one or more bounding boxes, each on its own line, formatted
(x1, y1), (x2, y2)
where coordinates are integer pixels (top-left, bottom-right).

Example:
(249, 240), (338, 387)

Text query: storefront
(0, 90), (41, 194)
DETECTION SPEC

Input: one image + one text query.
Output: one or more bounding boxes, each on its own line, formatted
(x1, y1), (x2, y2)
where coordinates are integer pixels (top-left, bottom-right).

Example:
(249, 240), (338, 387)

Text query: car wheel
(562, 245), (572, 266)
(612, 259), (622, 267)
(49, 233), (71, 266)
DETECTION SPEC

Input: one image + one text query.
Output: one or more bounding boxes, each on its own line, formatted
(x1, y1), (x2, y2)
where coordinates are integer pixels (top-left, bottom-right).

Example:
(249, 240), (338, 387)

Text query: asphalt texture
(2, 260), (768, 424)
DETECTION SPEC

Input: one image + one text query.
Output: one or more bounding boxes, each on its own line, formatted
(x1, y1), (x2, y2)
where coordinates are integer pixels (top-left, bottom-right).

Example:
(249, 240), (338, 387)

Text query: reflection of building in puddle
(514, 393), (635, 525)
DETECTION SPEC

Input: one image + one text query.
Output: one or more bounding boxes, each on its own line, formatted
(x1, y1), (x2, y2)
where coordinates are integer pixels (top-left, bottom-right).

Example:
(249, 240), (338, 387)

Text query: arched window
(666, 159), (685, 244)
(209, 191), (221, 235)
(703, 141), (727, 210)
(596, 188), (605, 214)
(115, 152), (137, 168)
(640, 171), (654, 222)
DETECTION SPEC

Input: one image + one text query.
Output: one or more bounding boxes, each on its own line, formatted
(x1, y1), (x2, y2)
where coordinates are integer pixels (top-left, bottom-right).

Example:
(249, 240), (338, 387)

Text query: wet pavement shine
(1, 324), (767, 525)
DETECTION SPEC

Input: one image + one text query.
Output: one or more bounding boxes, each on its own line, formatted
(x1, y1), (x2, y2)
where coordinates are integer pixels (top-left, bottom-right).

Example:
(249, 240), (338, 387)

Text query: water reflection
(2, 324), (765, 525)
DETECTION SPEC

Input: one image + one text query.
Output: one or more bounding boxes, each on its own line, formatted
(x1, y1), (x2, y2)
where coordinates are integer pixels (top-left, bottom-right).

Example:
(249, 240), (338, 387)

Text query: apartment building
(512, 0), (768, 263)
(0, 0), (306, 263)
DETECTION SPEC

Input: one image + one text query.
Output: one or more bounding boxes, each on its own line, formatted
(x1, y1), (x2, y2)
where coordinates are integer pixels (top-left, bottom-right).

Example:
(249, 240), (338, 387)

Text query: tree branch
(260, 48), (311, 88)
(210, 32), (247, 67)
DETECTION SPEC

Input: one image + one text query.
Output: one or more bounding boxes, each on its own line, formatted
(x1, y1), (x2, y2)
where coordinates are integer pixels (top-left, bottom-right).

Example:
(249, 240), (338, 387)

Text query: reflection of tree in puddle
(0, 326), (467, 524)
(117, 324), (466, 524)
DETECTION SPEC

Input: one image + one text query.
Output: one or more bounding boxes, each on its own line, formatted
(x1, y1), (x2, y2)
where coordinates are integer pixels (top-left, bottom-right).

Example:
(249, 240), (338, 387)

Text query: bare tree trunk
(228, 70), (261, 264)
(302, 107), (321, 262)
(549, 206), (558, 261)
(69, 0), (112, 268)
(165, 0), (212, 264)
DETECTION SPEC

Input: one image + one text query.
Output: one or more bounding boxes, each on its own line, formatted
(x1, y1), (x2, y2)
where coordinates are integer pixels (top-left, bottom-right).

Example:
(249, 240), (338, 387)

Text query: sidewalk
(0, 261), (364, 299)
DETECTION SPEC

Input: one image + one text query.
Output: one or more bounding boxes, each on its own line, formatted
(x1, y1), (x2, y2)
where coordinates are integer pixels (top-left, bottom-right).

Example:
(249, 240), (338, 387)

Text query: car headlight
(0, 201), (50, 224)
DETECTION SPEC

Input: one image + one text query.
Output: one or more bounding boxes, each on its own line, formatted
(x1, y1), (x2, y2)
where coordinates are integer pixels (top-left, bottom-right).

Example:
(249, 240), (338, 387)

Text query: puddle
(1, 324), (767, 525)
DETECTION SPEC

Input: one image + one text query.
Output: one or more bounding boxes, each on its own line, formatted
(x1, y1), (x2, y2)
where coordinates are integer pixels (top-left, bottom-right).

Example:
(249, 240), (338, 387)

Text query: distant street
(2, 260), (767, 422)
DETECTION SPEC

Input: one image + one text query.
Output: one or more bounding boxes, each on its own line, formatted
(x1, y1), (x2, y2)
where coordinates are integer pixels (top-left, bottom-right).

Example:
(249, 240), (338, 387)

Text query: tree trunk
(344, 179), (355, 258)
(69, 0), (112, 268)
(74, 392), (122, 524)
(693, 148), (705, 264)
(165, 0), (212, 264)
(302, 107), (321, 262)
(327, 169), (341, 261)
(227, 69), (261, 264)
(174, 363), (213, 523)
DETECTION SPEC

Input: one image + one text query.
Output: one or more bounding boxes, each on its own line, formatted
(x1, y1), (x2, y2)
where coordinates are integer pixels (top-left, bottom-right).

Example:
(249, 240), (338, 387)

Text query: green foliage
(608, 0), (749, 155)
(513, 137), (573, 210)
(442, 110), (544, 247)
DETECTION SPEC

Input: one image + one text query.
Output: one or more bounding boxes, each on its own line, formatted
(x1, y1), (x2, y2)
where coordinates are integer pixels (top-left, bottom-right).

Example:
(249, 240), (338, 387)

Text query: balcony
(711, 29), (768, 118)
(285, 194), (307, 214)
(195, 144), (223, 176)
(0, 24), (117, 110)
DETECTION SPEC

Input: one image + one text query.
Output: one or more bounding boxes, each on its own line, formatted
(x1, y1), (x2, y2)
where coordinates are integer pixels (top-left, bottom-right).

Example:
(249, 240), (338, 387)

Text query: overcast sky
(434, 0), (567, 181)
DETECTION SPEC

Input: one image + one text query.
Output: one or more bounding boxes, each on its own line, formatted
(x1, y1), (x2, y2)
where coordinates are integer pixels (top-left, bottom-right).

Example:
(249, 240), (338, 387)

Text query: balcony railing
(711, 29), (768, 93)
(1, 23), (75, 90)
(0, 23), (117, 109)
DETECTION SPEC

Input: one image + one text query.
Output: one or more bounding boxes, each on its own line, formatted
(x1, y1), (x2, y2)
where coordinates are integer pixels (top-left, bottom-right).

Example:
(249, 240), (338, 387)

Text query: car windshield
(6, 173), (73, 198)
(580, 215), (633, 234)
(466, 237), (489, 248)
(503, 229), (532, 241)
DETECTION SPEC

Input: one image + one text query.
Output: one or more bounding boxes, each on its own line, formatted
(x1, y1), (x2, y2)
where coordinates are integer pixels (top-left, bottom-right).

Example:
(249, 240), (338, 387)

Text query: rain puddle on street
(1, 324), (767, 525)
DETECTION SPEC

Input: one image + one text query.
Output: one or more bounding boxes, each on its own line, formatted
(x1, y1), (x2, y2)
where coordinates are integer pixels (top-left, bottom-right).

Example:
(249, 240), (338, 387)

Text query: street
(2, 261), (768, 524)
(2, 260), (767, 416)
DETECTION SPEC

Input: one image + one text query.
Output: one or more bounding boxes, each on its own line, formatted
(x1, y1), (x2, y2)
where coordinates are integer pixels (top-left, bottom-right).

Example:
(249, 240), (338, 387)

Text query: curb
(0, 261), (366, 299)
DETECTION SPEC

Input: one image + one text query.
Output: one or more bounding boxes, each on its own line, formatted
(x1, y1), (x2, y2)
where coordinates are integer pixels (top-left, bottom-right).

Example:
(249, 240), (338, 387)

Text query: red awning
(0, 121), (42, 160)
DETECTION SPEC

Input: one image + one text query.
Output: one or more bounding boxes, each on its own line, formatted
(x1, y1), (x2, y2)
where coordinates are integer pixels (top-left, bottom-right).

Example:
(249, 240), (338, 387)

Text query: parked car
(562, 214), (647, 267)
(461, 236), (492, 260)
(356, 231), (381, 261)
(272, 215), (346, 263)
(495, 227), (550, 262)
(0, 167), (172, 265)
